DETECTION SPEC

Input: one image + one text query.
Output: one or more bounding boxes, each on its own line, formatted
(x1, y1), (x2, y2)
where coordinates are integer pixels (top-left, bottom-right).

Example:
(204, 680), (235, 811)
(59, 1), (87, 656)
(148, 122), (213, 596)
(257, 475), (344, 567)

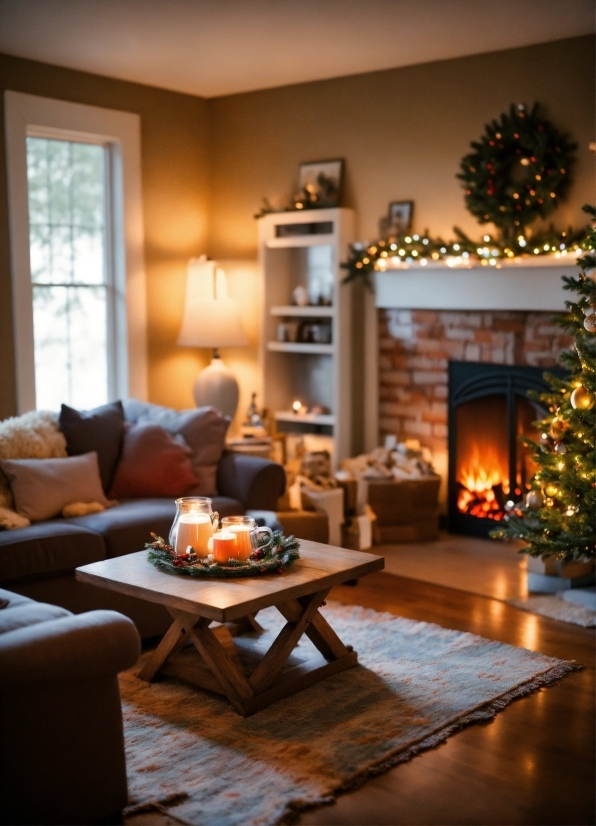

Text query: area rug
(507, 594), (596, 627)
(120, 603), (579, 826)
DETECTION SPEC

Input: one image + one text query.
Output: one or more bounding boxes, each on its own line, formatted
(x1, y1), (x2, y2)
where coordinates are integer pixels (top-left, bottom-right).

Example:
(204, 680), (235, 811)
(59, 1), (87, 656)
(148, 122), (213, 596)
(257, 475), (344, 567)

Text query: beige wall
(207, 36), (595, 260)
(0, 36), (594, 424)
(0, 53), (212, 420)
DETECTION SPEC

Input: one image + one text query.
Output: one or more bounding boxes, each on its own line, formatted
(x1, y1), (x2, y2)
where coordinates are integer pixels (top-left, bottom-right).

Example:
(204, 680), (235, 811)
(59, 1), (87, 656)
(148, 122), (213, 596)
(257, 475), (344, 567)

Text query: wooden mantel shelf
(375, 254), (579, 312)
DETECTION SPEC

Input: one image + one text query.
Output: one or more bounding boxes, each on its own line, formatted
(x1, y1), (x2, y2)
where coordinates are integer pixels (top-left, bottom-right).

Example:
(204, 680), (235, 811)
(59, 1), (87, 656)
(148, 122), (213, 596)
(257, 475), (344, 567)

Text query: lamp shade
(177, 257), (248, 348)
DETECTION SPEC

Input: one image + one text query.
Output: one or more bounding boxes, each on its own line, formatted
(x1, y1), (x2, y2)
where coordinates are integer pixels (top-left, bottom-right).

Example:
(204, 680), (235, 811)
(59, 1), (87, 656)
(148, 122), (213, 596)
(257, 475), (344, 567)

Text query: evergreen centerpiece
(491, 206), (596, 562)
(146, 531), (301, 578)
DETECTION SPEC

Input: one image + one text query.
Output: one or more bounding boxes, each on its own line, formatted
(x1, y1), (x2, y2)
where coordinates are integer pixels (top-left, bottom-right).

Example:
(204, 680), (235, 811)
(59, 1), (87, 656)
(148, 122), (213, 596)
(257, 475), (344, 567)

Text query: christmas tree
(492, 205), (595, 561)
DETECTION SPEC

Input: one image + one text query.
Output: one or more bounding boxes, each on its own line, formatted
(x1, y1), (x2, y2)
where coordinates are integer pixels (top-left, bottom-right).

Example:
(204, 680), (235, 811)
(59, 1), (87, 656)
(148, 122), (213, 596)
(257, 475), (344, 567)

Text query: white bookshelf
(258, 208), (355, 463)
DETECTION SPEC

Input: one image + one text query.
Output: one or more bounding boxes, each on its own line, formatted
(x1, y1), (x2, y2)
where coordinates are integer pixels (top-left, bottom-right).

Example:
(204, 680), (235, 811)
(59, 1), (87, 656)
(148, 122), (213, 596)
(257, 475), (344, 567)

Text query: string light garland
(491, 206), (596, 562)
(341, 225), (586, 289)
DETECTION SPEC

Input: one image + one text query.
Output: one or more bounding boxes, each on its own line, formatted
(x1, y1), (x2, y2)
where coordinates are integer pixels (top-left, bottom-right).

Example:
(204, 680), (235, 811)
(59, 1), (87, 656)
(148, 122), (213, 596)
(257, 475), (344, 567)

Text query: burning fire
(457, 448), (509, 520)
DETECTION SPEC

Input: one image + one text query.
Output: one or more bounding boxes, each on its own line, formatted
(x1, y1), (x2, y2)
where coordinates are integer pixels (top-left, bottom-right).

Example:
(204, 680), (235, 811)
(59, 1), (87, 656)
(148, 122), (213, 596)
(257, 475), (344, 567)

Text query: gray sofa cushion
(66, 497), (245, 558)
(0, 601), (71, 635)
(0, 523), (106, 583)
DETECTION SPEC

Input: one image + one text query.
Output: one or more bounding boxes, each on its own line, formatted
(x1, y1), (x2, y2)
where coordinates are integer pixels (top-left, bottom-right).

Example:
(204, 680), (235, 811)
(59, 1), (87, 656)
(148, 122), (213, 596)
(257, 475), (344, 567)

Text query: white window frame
(4, 90), (148, 412)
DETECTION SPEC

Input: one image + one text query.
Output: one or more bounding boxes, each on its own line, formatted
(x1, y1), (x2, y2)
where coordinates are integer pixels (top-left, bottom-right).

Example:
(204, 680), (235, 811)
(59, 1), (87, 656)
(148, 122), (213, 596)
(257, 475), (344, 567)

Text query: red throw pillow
(109, 423), (198, 498)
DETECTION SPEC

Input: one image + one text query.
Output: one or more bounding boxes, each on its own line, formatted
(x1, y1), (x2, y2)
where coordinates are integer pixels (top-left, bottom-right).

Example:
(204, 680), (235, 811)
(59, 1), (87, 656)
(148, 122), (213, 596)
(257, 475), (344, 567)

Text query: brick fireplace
(378, 308), (573, 508)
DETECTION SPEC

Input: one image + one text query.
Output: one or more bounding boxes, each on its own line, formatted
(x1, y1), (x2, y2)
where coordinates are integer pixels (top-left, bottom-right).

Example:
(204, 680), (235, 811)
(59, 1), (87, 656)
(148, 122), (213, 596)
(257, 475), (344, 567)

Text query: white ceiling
(0, 0), (593, 99)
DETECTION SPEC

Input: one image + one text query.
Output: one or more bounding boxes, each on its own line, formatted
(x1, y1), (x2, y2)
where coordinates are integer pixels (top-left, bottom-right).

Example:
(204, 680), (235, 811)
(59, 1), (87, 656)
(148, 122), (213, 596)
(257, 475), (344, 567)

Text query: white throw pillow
(0, 452), (109, 522)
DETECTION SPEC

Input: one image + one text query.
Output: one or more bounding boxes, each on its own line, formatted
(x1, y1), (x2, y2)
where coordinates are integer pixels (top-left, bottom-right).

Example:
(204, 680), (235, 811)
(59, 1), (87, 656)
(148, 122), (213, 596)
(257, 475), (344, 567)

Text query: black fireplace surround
(448, 360), (565, 538)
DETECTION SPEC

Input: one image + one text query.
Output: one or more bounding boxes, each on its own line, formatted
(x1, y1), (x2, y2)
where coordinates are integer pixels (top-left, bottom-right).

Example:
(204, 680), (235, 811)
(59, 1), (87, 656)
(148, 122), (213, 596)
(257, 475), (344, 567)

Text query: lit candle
(175, 513), (213, 557)
(292, 400), (303, 414)
(212, 530), (238, 563)
(226, 525), (254, 561)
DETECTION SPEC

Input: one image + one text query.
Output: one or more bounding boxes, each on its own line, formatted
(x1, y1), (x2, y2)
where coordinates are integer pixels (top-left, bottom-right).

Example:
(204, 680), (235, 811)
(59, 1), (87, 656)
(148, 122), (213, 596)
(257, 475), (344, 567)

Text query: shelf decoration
(146, 531), (300, 578)
(342, 102), (586, 290)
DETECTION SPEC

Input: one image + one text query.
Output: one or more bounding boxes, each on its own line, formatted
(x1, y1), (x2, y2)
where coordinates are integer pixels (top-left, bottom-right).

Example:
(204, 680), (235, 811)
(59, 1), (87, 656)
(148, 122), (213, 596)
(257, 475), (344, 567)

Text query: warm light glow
(292, 400), (303, 413)
(457, 443), (509, 521)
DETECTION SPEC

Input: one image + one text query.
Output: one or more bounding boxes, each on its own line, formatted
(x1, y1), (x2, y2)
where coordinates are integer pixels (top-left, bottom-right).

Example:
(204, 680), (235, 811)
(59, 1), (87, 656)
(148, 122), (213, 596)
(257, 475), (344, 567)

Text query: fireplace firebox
(448, 361), (565, 538)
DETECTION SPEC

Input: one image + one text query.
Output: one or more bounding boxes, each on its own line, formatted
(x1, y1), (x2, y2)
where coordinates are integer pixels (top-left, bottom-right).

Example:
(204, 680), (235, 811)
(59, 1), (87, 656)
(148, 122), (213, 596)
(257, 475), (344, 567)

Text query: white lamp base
(193, 355), (239, 419)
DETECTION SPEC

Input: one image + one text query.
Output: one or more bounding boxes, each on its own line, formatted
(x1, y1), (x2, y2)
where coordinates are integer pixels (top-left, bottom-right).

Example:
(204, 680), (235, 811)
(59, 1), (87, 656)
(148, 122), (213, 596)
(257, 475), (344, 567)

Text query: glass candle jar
(169, 497), (219, 557)
(220, 516), (273, 561)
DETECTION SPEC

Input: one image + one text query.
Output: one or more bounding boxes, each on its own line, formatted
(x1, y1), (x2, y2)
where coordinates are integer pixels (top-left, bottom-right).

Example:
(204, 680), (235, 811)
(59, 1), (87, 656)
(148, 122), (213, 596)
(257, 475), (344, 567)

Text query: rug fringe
(277, 659), (582, 825)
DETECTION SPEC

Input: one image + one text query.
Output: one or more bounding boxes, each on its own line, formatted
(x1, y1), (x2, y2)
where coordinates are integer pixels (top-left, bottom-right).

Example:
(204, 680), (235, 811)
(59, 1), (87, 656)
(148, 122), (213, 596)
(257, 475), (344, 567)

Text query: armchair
(0, 590), (140, 825)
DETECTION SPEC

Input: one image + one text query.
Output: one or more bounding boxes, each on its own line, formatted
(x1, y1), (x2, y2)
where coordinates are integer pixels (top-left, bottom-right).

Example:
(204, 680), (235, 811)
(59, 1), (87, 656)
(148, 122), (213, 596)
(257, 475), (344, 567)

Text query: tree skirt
(507, 594), (596, 627)
(121, 603), (579, 826)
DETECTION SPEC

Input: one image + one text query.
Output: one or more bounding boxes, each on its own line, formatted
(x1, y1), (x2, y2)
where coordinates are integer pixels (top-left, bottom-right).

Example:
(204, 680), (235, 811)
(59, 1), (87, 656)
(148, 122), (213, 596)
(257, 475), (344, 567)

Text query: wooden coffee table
(76, 541), (384, 716)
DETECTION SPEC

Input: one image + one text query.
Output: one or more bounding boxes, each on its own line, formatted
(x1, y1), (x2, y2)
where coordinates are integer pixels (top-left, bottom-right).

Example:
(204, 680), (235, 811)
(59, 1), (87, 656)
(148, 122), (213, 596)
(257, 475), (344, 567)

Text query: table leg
(249, 589), (329, 694)
(138, 614), (200, 682)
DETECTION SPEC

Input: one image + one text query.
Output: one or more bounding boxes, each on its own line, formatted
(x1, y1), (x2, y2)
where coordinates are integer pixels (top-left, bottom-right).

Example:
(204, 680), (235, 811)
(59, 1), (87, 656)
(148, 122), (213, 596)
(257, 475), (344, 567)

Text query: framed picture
(388, 201), (413, 233)
(296, 158), (344, 208)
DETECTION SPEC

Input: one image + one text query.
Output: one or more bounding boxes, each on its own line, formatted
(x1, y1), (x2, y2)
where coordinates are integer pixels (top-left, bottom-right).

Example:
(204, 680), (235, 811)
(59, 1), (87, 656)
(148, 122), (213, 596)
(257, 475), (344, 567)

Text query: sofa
(0, 400), (286, 638)
(0, 587), (140, 825)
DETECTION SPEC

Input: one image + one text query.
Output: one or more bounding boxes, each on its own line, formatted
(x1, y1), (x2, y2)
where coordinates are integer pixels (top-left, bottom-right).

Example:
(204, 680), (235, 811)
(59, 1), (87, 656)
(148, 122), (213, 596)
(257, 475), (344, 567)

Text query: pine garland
(490, 206), (596, 561)
(341, 224), (586, 290)
(145, 531), (301, 578)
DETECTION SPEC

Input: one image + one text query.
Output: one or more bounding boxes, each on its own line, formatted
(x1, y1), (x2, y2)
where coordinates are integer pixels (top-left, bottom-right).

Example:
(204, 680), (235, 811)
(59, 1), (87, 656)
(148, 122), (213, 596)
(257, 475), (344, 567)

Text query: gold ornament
(544, 483), (559, 497)
(549, 417), (570, 439)
(583, 313), (596, 333)
(570, 385), (595, 410)
(525, 490), (543, 510)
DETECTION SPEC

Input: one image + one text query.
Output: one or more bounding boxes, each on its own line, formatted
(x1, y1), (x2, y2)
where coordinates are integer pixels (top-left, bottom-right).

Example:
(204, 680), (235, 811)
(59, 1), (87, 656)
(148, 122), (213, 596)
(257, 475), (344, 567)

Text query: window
(4, 91), (147, 413)
(27, 137), (112, 409)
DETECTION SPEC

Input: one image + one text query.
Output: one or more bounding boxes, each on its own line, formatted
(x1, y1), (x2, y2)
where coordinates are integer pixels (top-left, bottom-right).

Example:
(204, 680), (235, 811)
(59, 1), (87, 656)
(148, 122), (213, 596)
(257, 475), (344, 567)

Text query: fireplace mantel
(374, 255), (578, 312)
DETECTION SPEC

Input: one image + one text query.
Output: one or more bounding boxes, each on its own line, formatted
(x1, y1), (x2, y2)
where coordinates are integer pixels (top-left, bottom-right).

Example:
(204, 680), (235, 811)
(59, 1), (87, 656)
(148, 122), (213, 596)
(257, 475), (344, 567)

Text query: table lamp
(177, 256), (248, 419)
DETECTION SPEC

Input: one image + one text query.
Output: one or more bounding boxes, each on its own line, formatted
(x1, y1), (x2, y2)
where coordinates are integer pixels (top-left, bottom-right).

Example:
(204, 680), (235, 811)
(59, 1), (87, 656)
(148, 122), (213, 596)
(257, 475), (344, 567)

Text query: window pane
(71, 142), (104, 229)
(33, 285), (109, 411)
(73, 227), (104, 284)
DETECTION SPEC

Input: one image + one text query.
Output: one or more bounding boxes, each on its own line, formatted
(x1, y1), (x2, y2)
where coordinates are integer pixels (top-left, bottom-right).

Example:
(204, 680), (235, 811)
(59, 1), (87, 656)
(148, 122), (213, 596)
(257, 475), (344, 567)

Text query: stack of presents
(275, 438), (441, 550)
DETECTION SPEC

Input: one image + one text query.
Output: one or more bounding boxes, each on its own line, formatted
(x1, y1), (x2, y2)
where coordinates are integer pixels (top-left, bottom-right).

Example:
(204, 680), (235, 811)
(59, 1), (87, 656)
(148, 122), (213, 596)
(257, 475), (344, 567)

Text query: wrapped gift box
(367, 476), (441, 543)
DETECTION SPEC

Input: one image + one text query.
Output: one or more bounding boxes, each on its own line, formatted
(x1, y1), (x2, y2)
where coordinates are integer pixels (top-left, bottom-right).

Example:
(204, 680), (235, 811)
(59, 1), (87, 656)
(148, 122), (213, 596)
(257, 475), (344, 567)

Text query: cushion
(0, 522), (106, 583)
(59, 401), (125, 491)
(0, 601), (71, 636)
(109, 423), (198, 499)
(0, 410), (67, 510)
(0, 452), (109, 522)
(123, 400), (230, 497)
(66, 497), (244, 559)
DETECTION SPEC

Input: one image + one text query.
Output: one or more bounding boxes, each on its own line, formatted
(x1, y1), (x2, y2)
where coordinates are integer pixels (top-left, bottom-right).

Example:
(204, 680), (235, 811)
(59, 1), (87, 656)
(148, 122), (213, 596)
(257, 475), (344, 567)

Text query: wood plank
(185, 620), (255, 706)
(137, 617), (191, 682)
(241, 651), (358, 716)
(278, 599), (350, 660)
(249, 589), (329, 694)
(76, 543), (385, 623)
(160, 653), (226, 696)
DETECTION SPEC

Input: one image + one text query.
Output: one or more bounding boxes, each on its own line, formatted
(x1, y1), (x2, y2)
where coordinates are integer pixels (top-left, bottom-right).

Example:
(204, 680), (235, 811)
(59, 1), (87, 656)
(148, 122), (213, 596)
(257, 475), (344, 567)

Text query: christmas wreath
(145, 531), (301, 578)
(457, 103), (576, 237)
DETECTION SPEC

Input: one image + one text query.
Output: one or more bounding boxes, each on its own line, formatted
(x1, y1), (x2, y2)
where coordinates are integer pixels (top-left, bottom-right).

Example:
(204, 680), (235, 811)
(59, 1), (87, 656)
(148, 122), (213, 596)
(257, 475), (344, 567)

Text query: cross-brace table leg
(137, 592), (358, 716)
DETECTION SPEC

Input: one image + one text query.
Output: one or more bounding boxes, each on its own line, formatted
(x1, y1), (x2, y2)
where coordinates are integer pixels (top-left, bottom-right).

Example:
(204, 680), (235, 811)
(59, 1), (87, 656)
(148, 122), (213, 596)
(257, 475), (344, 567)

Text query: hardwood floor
(299, 571), (595, 826)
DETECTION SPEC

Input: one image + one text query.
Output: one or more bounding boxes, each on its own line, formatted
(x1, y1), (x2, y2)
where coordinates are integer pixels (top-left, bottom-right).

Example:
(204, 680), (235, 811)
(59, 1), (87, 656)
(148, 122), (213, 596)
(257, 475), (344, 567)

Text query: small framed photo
(388, 201), (413, 233)
(297, 159), (344, 208)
